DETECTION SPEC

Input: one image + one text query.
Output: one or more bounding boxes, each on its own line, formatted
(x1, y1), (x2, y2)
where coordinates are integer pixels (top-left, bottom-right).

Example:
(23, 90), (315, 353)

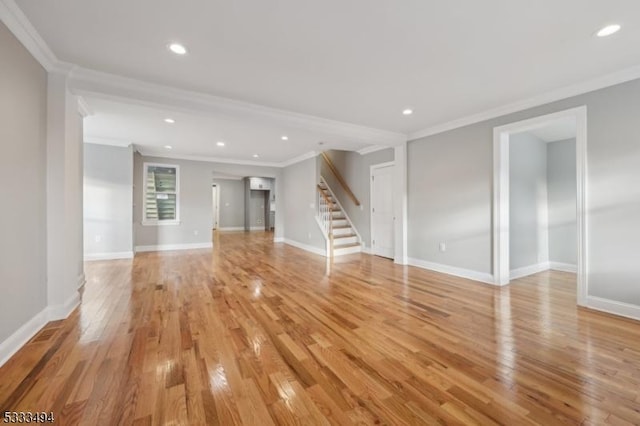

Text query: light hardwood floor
(1, 231), (640, 425)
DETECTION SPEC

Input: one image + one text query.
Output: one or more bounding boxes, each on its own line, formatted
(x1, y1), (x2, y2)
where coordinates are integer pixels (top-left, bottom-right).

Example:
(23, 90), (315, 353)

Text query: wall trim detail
(357, 145), (394, 155)
(0, 291), (80, 367)
(586, 296), (640, 322)
(408, 258), (495, 285)
(47, 292), (80, 321)
(77, 273), (86, 290)
(492, 106), (588, 304)
(409, 64), (640, 141)
(549, 262), (577, 273)
(218, 227), (245, 231)
(84, 251), (134, 261)
(273, 237), (285, 243)
(510, 262), (550, 280)
(283, 239), (327, 257)
(0, 308), (48, 367)
(135, 242), (213, 252)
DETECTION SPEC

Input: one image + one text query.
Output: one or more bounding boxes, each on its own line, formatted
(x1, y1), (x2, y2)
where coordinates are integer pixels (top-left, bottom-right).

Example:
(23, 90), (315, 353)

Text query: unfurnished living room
(2, 1), (640, 425)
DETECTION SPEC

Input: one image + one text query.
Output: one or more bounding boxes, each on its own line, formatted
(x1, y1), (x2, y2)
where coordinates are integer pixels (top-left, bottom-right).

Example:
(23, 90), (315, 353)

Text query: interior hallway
(1, 232), (639, 425)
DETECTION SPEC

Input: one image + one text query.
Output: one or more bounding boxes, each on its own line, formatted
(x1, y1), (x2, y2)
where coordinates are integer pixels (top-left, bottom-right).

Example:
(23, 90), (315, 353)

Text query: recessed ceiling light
(164, 118), (175, 124)
(168, 43), (188, 55)
(596, 24), (621, 37)
(252, 154), (259, 158)
(164, 145), (172, 150)
(216, 141), (225, 147)
(281, 135), (289, 140)
(402, 108), (414, 116)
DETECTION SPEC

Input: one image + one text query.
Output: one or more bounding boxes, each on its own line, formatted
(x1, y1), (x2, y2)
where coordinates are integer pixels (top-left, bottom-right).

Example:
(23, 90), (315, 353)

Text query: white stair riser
(332, 227), (353, 236)
(334, 245), (362, 256)
(334, 236), (358, 246)
(333, 219), (348, 227)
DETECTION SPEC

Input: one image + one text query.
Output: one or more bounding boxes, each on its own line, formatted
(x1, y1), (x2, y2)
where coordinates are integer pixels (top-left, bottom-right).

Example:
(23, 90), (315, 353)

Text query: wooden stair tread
(334, 233), (357, 239)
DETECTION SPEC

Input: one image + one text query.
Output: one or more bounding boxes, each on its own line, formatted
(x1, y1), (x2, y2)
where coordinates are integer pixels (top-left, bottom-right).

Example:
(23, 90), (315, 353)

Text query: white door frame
(370, 161), (396, 258)
(212, 184), (220, 229)
(493, 106), (588, 306)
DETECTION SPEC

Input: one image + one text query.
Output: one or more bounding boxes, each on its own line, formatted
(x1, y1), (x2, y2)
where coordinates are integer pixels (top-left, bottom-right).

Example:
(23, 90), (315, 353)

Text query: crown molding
(409, 64), (640, 141)
(77, 96), (93, 117)
(0, 0), (58, 71)
(68, 67), (407, 146)
(357, 145), (394, 155)
(279, 151), (318, 167)
(84, 136), (131, 148)
(137, 149), (284, 168)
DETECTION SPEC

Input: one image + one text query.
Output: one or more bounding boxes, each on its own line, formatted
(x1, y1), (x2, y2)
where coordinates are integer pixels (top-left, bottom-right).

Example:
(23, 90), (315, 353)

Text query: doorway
(493, 106), (587, 305)
(212, 185), (219, 230)
(370, 162), (395, 259)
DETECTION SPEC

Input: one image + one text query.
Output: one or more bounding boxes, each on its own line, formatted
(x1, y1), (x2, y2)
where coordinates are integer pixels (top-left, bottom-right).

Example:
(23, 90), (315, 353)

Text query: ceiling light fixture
(216, 141), (225, 147)
(168, 43), (188, 55)
(164, 145), (172, 150)
(253, 154), (259, 158)
(281, 135), (289, 140)
(596, 24), (621, 37)
(402, 108), (414, 116)
(164, 118), (175, 124)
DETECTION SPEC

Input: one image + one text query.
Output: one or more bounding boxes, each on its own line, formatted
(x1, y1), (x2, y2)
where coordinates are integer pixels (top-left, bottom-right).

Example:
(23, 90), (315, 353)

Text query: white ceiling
(526, 117), (577, 143)
(12, 0), (640, 160)
(84, 96), (369, 165)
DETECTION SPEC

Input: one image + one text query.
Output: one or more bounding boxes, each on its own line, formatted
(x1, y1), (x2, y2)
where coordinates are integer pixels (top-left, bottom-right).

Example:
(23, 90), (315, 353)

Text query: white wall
(547, 139), (577, 265)
(408, 77), (640, 311)
(509, 132), (549, 270)
(282, 157), (325, 252)
(83, 143), (134, 259)
(0, 21), (48, 345)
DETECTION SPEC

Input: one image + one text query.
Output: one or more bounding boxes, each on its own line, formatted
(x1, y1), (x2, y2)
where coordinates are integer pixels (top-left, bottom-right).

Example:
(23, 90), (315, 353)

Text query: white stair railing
(316, 184), (334, 258)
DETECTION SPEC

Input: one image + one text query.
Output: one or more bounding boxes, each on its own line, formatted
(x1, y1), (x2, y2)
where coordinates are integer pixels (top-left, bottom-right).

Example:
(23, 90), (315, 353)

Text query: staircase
(316, 177), (362, 257)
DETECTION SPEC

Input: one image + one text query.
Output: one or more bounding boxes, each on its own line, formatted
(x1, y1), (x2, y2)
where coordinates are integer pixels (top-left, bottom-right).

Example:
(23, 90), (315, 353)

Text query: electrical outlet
(439, 242), (446, 252)
(194, 230), (199, 236)
(225, 202), (230, 207)
(95, 235), (101, 243)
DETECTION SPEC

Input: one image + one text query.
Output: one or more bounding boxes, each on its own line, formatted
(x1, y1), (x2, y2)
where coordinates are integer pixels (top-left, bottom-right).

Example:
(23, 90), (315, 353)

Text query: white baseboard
(362, 245), (373, 255)
(135, 242), (213, 253)
(84, 251), (134, 261)
(0, 308), (49, 367)
(0, 291), (80, 368)
(510, 262), (550, 280)
(283, 239), (327, 257)
(218, 227), (245, 231)
(273, 237), (284, 243)
(47, 292), (80, 321)
(408, 258), (495, 285)
(549, 262), (577, 273)
(586, 296), (640, 322)
(77, 273), (86, 290)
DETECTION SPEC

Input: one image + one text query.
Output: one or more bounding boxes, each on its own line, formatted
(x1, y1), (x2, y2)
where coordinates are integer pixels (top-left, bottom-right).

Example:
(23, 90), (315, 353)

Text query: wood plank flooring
(1, 231), (640, 425)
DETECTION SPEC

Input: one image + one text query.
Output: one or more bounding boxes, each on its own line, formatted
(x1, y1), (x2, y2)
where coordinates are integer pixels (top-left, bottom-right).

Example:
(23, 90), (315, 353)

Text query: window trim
(142, 162), (181, 226)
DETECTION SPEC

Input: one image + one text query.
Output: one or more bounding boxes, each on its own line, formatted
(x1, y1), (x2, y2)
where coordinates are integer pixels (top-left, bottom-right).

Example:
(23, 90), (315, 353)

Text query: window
(143, 163), (180, 225)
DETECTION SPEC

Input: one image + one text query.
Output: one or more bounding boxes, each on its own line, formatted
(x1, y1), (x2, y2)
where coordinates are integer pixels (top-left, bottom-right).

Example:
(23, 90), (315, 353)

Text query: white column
(46, 72), (85, 319)
(393, 142), (408, 265)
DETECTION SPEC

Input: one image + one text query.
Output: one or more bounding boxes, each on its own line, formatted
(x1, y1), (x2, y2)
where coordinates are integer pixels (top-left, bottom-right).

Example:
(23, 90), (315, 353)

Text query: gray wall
(509, 132), (548, 270)
(282, 157), (325, 250)
(0, 22), (48, 342)
(320, 148), (394, 248)
(547, 139), (577, 265)
(213, 179), (245, 229)
(134, 154), (282, 247)
(83, 143), (133, 256)
(408, 77), (640, 305)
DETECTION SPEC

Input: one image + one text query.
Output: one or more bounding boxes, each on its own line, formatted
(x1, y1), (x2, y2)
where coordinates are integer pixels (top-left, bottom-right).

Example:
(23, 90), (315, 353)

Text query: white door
(371, 164), (394, 259)
(212, 185), (219, 229)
